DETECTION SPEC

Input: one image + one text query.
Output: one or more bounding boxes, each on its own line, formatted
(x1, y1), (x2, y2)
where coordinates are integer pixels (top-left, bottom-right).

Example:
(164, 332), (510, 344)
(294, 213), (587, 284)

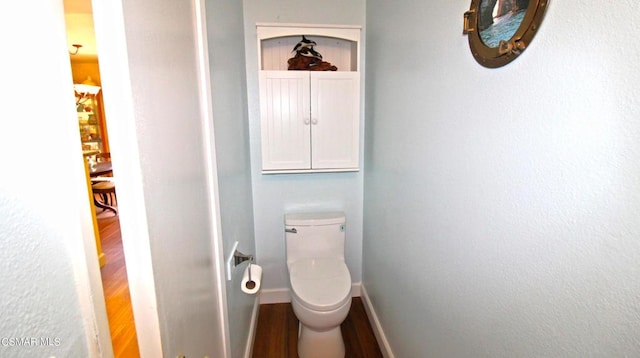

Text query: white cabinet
(257, 24), (361, 174)
(260, 71), (359, 171)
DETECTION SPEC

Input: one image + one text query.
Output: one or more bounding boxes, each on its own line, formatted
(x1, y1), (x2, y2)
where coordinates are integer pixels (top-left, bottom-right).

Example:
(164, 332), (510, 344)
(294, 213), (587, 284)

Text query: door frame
(80, 0), (228, 355)
(89, 0), (162, 355)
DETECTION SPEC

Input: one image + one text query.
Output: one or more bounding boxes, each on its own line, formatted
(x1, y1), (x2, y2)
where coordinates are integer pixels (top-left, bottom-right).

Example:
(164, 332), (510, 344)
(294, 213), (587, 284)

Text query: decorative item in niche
(463, 0), (549, 68)
(288, 36), (338, 71)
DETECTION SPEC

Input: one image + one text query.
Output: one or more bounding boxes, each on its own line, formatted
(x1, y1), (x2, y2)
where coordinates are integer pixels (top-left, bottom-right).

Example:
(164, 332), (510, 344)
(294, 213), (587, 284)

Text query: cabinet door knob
(311, 118), (318, 125)
(304, 118), (310, 125)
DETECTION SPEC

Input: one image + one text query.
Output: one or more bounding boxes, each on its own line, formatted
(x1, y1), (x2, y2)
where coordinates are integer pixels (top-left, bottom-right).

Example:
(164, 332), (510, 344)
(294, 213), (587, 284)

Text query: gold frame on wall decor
(463, 0), (549, 68)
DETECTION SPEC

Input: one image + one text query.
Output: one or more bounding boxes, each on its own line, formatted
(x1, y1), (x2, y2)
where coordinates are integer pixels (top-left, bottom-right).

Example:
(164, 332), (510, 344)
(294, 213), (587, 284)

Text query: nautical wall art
(463, 0), (549, 68)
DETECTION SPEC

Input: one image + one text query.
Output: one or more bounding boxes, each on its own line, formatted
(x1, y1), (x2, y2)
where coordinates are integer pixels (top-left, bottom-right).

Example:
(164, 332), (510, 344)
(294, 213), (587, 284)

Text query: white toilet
(285, 212), (352, 358)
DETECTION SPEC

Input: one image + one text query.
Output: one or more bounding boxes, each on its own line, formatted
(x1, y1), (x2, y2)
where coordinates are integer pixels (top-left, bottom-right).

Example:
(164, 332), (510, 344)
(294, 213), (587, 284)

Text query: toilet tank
(285, 212), (346, 265)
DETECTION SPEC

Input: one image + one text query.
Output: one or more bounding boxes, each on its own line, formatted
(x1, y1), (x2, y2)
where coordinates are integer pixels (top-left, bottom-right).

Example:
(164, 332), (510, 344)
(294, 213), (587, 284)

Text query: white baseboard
(243, 297), (260, 358)
(351, 282), (361, 297)
(259, 282), (362, 304)
(259, 288), (291, 304)
(360, 284), (395, 358)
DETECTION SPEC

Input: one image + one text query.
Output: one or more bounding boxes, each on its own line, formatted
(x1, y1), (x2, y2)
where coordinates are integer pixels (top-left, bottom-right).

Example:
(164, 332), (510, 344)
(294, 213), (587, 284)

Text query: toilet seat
(289, 258), (351, 312)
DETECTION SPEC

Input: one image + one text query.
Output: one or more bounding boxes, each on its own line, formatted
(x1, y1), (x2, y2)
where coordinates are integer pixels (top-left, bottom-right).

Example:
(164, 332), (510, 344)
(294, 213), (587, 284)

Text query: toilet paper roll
(241, 264), (262, 295)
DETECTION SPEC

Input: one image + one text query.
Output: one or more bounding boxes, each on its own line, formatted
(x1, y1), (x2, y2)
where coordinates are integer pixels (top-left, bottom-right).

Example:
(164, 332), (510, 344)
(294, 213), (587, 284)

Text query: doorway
(61, 0), (230, 355)
(64, 0), (139, 355)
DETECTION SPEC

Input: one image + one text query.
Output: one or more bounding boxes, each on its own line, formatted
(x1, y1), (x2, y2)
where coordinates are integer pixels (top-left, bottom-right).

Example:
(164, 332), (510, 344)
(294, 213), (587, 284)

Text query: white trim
(256, 24), (361, 44)
(193, 0), (231, 355)
(259, 282), (362, 304)
(259, 288), (292, 304)
(244, 297), (261, 358)
(91, 0), (164, 356)
(262, 168), (360, 175)
(256, 22), (362, 30)
(360, 284), (395, 358)
(351, 282), (362, 297)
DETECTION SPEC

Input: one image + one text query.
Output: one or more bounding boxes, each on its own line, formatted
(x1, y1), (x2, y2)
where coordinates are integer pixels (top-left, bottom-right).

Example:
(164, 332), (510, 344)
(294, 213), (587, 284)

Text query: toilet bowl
(285, 212), (352, 358)
(289, 258), (352, 358)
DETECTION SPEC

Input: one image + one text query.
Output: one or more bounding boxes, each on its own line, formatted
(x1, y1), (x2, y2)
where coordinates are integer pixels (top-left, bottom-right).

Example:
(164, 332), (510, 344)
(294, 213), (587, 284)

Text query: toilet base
(298, 322), (345, 358)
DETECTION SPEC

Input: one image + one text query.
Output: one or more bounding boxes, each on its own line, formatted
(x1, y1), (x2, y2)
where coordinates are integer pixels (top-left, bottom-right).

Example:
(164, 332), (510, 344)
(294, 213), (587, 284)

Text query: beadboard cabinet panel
(260, 71), (311, 170)
(310, 72), (360, 170)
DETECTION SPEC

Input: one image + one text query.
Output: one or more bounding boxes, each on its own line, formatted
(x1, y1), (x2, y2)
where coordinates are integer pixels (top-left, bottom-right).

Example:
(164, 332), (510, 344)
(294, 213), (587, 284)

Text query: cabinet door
(310, 72), (360, 169)
(260, 71), (311, 170)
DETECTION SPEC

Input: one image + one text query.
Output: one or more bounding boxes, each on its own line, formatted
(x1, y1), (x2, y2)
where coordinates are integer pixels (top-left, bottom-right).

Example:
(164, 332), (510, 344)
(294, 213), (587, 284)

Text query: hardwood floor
(98, 213), (381, 358)
(253, 297), (383, 358)
(97, 214), (140, 358)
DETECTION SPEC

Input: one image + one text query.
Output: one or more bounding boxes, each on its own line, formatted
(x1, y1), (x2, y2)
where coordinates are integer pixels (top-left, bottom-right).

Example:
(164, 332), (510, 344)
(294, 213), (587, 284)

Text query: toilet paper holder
(233, 249), (254, 266)
(234, 249), (259, 292)
(226, 241), (257, 281)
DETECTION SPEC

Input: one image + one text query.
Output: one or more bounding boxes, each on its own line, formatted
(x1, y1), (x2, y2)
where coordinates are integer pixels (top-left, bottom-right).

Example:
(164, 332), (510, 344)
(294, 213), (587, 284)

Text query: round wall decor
(463, 0), (549, 68)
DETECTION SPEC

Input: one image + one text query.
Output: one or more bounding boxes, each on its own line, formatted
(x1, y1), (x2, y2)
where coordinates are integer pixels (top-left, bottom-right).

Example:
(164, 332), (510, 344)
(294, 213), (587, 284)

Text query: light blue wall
(206, 1), (256, 357)
(364, 1), (640, 357)
(242, 0), (366, 291)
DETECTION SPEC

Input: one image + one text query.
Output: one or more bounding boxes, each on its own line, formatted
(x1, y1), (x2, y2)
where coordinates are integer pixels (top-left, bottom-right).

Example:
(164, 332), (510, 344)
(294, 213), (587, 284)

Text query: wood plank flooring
(98, 212), (381, 358)
(97, 214), (140, 358)
(253, 297), (383, 358)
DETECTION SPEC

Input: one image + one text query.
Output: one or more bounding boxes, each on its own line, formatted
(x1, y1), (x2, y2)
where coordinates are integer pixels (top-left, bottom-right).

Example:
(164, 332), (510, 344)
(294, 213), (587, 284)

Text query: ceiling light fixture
(75, 76), (101, 105)
(70, 44), (83, 55)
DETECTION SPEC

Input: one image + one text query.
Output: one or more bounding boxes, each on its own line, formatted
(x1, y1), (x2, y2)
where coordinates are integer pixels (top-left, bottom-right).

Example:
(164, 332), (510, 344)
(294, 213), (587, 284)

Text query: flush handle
(285, 228), (297, 234)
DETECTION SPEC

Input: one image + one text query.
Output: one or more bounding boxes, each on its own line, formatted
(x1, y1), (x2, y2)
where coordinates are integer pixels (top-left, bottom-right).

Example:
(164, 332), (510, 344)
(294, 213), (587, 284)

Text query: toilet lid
(289, 258), (351, 312)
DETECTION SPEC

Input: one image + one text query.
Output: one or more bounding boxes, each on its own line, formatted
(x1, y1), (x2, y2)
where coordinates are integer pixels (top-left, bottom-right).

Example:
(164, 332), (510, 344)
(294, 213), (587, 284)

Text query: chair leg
(101, 193), (110, 206)
(93, 192), (117, 214)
